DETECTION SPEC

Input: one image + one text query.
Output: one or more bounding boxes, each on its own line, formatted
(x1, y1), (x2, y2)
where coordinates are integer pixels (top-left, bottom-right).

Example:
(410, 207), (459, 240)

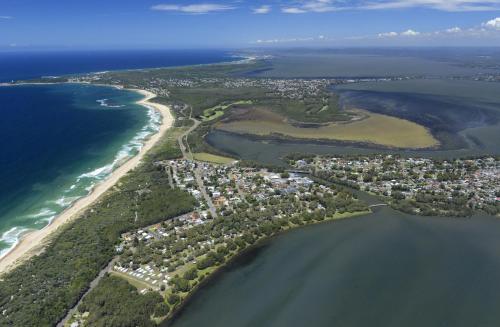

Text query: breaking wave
(0, 93), (162, 259)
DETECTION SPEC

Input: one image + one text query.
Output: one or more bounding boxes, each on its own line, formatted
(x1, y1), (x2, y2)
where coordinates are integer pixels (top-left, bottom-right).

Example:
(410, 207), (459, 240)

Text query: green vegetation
(75, 275), (165, 327)
(300, 154), (499, 217)
(192, 152), (236, 164)
(0, 112), (196, 326)
(201, 100), (252, 121)
(217, 109), (439, 149)
(103, 161), (370, 325)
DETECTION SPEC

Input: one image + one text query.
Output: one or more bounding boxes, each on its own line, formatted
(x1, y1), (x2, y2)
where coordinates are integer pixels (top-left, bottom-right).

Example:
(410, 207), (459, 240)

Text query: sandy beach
(0, 88), (173, 275)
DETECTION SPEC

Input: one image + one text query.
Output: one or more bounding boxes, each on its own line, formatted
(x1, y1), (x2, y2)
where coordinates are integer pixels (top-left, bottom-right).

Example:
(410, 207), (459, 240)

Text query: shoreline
(162, 210), (371, 326)
(0, 87), (173, 275)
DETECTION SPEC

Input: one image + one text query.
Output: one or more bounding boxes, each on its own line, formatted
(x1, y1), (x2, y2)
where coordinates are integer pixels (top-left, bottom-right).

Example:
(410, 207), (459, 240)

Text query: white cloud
(280, 0), (500, 13)
(253, 17), (500, 45)
(253, 35), (326, 44)
(378, 31), (398, 37)
(282, 7), (308, 13)
(483, 17), (500, 30)
(0, 16), (13, 19)
(446, 26), (462, 33)
(253, 5), (271, 14)
(151, 3), (235, 14)
(401, 29), (420, 36)
(281, 0), (340, 13)
(365, 0), (500, 11)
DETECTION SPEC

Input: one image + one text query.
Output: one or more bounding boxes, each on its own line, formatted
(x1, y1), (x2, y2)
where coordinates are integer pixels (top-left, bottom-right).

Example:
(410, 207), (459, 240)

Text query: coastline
(162, 209), (372, 326)
(0, 88), (173, 275)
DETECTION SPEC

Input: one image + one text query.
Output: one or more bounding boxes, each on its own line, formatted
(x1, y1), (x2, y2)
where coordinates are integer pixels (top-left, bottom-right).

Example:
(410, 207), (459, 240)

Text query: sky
(1, 0), (500, 49)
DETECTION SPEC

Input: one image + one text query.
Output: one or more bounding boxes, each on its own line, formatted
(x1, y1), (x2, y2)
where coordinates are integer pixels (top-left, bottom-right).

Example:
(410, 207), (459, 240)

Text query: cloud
(253, 5), (271, 14)
(282, 7), (308, 13)
(375, 19), (500, 41)
(378, 31), (398, 37)
(362, 0), (500, 11)
(151, 3), (235, 14)
(0, 16), (13, 19)
(377, 29), (420, 37)
(281, 0), (340, 13)
(401, 29), (420, 36)
(280, 0), (500, 13)
(253, 35), (326, 44)
(483, 17), (500, 30)
(254, 17), (500, 45)
(445, 26), (462, 33)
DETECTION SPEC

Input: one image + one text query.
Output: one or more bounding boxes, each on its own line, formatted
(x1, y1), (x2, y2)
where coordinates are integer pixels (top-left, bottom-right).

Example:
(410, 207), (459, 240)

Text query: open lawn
(110, 271), (156, 292)
(193, 152), (236, 164)
(217, 109), (439, 149)
(201, 100), (253, 121)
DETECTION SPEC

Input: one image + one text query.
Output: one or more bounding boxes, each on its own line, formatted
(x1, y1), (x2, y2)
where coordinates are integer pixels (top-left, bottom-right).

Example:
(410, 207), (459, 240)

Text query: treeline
(390, 191), (499, 217)
(0, 121), (196, 326)
(78, 275), (167, 327)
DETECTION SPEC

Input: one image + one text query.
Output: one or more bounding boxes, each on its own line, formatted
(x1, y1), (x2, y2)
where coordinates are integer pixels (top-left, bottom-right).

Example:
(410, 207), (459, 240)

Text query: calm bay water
(0, 49), (235, 255)
(168, 206), (500, 327)
(193, 76), (500, 326)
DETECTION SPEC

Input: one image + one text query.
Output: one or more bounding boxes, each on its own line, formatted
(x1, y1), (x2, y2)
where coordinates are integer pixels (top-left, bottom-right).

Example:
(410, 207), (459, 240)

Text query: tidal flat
(207, 79), (500, 163)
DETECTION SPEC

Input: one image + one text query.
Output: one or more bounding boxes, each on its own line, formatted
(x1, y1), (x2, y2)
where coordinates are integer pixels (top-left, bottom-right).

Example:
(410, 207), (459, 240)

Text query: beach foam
(96, 98), (125, 108)
(25, 208), (57, 219)
(0, 90), (163, 260)
(0, 227), (30, 258)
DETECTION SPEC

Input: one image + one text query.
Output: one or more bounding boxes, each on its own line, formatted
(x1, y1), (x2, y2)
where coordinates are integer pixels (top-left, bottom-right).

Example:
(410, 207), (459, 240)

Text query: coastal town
(67, 158), (368, 326)
(291, 155), (500, 217)
(64, 69), (421, 102)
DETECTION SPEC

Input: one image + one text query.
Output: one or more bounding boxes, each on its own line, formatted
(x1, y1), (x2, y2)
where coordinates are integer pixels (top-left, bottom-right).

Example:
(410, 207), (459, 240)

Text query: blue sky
(1, 0), (500, 49)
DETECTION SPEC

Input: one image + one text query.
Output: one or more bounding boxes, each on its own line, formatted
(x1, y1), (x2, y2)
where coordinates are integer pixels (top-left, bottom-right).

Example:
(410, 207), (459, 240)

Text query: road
(175, 106), (217, 218)
(57, 258), (118, 327)
(58, 105), (215, 326)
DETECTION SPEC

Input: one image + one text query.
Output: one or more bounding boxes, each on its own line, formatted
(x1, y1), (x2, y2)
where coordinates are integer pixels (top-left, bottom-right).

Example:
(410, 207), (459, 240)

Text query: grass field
(217, 109), (439, 149)
(201, 100), (253, 121)
(110, 271), (154, 292)
(193, 152), (236, 164)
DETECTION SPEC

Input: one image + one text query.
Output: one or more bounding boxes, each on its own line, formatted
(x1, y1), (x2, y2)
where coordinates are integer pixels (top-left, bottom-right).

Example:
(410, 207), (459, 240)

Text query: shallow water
(167, 207), (500, 327)
(206, 79), (500, 164)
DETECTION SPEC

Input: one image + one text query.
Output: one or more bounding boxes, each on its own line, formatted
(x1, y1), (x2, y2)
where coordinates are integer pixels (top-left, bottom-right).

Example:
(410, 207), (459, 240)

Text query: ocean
(0, 49), (235, 256)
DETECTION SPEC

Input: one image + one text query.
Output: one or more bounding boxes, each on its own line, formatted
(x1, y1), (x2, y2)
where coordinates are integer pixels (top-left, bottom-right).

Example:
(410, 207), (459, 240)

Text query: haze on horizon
(1, 0), (500, 50)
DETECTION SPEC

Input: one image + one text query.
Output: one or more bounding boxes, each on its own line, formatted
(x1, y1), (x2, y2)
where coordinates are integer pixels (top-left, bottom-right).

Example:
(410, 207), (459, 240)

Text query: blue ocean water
(0, 50), (235, 255)
(0, 49), (238, 82)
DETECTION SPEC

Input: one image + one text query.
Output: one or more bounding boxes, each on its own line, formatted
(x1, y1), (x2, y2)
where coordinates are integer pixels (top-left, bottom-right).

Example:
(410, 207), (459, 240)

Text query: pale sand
(0, 89), (173, 275)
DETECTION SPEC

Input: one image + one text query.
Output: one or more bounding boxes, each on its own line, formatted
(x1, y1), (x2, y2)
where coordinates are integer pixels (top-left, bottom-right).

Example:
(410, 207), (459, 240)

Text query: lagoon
(206, 79), (500, 164)
(167, 205), (500, 327)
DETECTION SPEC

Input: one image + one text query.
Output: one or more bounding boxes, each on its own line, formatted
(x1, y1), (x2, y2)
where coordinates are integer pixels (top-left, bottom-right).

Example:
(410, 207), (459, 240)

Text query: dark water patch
(205, 130), (496, 166)
(0, 49), (238, 83)
(164, 241), (270, 326)
(0, 84), (149, 253)
(336, 89), (500, 150)
(168, 208), (500, 327)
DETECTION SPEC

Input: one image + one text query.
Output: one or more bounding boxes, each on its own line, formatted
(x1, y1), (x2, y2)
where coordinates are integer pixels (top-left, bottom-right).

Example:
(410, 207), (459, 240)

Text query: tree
(183, 268), (198, 281)
(154, 303), (170, 317)
(168, 293), (180, 305)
